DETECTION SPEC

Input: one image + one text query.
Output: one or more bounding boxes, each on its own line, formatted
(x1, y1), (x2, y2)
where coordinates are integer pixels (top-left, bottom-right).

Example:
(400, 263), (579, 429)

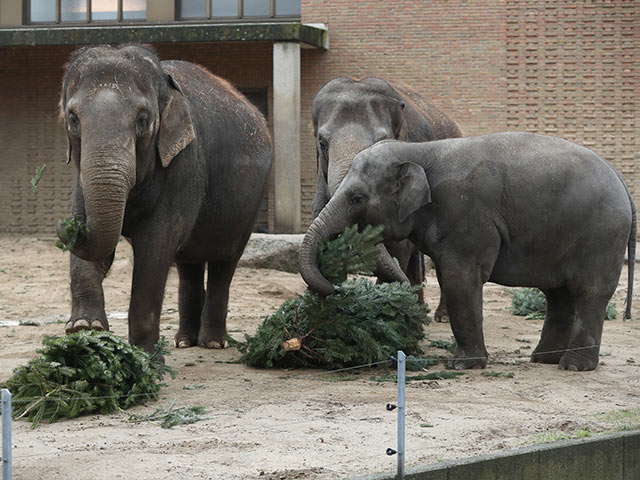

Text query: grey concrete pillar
(273, 41), (301, 233)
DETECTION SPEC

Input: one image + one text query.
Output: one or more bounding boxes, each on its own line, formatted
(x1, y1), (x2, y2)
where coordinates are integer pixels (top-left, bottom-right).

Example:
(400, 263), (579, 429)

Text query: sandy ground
(1, 235), (639, 480)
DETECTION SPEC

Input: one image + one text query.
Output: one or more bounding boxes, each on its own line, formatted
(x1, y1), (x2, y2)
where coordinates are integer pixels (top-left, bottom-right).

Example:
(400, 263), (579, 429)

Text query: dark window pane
(275, 0), (300, 16)
(243, 0), (269, 17)
(180, 0), (207, 18)
(92, 0), (117, 21)
(30, 0), (56, 22)
(61, 0), (87, 22)
(212, 0), (239, 17)
(123, 0), (147, 20)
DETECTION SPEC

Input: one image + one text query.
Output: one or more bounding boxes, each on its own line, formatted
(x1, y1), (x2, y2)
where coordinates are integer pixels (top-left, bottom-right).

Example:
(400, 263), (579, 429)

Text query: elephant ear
(158, 74), (196, 168)
(394, 162), (431, 223)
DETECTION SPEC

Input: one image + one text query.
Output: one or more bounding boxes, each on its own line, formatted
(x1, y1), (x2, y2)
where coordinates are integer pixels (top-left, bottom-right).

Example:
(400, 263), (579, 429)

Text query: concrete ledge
(352, 430), (640, 480)
(0, 22), (329, 49)
(238, 233), (304, 273)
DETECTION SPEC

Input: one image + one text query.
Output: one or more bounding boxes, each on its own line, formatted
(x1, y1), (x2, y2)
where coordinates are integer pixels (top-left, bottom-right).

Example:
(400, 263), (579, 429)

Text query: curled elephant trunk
(57, 143), (135, 262)
(299, 195), (410, 295)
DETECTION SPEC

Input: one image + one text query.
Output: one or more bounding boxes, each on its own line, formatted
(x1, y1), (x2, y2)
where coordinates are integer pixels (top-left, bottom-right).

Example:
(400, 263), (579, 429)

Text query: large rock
(238, 233), (304, 273)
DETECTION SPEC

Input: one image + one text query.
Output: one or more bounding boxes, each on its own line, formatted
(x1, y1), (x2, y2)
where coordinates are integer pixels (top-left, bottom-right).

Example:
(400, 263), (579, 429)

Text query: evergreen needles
(316, 224), (383, 284)
(231, 224), (429, 369)
(509, 287), (617, 320)
(1, 331), (175, 428)
(55, 214), (89, 252)
(125, 400), (210, 429)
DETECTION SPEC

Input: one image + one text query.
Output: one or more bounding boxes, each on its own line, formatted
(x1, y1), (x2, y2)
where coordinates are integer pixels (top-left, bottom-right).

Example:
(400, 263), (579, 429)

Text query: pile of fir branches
(510, 287), (617, 320)
(232, 225), (429, 369)
(2, 331), (175, 427)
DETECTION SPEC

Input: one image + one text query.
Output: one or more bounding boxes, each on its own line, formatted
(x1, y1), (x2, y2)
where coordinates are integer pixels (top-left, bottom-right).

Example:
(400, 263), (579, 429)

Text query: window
(177, 0), (300, 20)
(27, 0), (147, 24)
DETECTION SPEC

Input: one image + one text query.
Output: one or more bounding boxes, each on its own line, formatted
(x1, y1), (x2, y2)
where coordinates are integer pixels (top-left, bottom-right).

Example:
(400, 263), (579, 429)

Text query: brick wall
(0, 46), (76, 234)
(504, 0), (637, 202)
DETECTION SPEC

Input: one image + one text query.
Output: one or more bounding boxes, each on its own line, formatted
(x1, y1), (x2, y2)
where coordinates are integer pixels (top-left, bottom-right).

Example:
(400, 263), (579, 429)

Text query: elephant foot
(558, 347), (599, 371)
(199, 338), (228, 349)
(434, 310), (449, 323)
(65, 317), (107, 334)
(174, 333), (197, 348)
(530, 346), (563, 365)
(446, 347), (488, 370)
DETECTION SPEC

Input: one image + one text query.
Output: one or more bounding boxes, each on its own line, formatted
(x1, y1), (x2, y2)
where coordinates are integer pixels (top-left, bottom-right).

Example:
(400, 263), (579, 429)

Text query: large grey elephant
(56, 45), (272, 353)
(299, 133), (636, 371)
(312, 77), (461, 309)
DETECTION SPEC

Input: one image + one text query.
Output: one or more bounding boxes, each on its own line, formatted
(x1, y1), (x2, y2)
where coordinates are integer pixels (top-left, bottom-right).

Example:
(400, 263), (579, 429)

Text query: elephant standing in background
(56, 45), (272, 353)
(300, 133), (636, 371)
(312, 77), (461, 310)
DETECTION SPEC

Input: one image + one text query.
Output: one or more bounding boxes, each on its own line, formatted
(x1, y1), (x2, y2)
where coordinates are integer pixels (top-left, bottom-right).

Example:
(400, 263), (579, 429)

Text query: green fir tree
(1, 331), (175, 427)
(231, 224), (429, 369)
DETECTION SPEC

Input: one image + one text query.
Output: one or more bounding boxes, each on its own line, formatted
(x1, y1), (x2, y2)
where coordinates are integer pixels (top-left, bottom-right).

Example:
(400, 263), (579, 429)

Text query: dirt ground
(1, 235), (639, 480)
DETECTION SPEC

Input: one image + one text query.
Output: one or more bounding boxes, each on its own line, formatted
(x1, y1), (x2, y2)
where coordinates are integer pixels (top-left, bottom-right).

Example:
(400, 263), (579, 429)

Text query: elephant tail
(625, 195), (636, 320)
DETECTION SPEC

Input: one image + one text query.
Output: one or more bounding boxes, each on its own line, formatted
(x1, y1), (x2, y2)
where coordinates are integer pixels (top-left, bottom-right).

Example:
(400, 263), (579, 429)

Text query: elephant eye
(67, 112), (80, 135)
(318, 135), (329, 158)
(135, 112), (149, 137)
(351, 192), (367, 207)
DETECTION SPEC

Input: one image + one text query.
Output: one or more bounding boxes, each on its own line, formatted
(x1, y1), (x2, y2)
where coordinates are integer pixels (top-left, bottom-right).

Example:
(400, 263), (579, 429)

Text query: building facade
(0, 1), (636, 235)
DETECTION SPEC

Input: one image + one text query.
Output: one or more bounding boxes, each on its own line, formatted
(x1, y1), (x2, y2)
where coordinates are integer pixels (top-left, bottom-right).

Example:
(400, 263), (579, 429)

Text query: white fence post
(396, 351), (406, 480)
(1, 388), (11, 480)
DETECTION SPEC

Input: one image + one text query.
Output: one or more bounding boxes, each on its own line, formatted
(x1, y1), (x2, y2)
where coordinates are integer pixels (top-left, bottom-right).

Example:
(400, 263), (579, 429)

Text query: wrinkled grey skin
(300, 133), (636, 371)
(311, 77), (461, 310)
(57, 45), (272, 353)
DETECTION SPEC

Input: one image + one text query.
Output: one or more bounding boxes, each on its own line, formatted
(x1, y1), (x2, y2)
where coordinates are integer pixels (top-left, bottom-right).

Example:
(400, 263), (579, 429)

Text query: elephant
(311, 77), (461, 312)
(56, 45), (272, 353)
(299, 132), (636, 371)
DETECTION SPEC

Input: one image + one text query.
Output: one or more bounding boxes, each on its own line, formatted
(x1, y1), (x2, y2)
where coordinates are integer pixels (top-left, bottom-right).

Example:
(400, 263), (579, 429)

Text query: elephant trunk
(299, 195), (352, 296)
(374, 244), (410, 284)
(299, 194), (409, 295)
(58, 142), (135, 262)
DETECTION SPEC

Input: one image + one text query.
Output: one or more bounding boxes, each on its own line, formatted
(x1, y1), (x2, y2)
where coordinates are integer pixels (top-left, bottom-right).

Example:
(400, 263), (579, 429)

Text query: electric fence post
(386, 351), (406, 479)
(1, 388), (12, 480)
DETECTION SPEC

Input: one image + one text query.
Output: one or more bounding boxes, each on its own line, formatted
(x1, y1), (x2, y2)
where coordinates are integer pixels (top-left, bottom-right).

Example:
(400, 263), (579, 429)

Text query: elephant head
(300, 141), (431, 295)
(57, 45), (195, 262)
(312, 77), (408, 207)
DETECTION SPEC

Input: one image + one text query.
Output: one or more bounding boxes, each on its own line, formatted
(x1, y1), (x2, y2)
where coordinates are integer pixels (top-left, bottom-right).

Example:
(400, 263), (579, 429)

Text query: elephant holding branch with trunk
(312, 77), (461, 310)
(300, 132), (635, 371)
(57, 45), (272, 353)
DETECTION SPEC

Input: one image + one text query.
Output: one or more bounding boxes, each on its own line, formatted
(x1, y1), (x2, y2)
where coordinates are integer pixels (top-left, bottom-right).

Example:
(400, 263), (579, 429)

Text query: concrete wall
(353, 430), (640, 480)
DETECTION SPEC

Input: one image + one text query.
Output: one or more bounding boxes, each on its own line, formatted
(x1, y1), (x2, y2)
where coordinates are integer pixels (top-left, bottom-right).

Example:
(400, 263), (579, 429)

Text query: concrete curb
(351, 430), (640, 480)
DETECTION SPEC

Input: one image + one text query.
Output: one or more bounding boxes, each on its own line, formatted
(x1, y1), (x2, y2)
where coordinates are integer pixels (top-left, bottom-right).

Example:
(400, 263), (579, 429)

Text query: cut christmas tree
(231, 225), (429, 369)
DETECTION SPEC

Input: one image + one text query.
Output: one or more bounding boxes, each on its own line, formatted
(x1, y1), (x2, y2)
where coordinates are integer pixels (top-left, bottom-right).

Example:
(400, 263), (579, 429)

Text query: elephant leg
(440, 265), (488, 370)
(433, 264), (449, 323)
(558, 295), (609, 371)
(67, 252), (114, 333)
(127, 246), (172, 354)
(531, 287), (575, 364)
(198, 259), (239, 349)
(175, 263), (205, 348)
(406, 247), (425, 304)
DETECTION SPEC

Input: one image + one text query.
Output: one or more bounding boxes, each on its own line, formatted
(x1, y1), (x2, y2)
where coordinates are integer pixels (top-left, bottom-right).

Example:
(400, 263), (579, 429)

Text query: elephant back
(391, 81), (463, 142)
